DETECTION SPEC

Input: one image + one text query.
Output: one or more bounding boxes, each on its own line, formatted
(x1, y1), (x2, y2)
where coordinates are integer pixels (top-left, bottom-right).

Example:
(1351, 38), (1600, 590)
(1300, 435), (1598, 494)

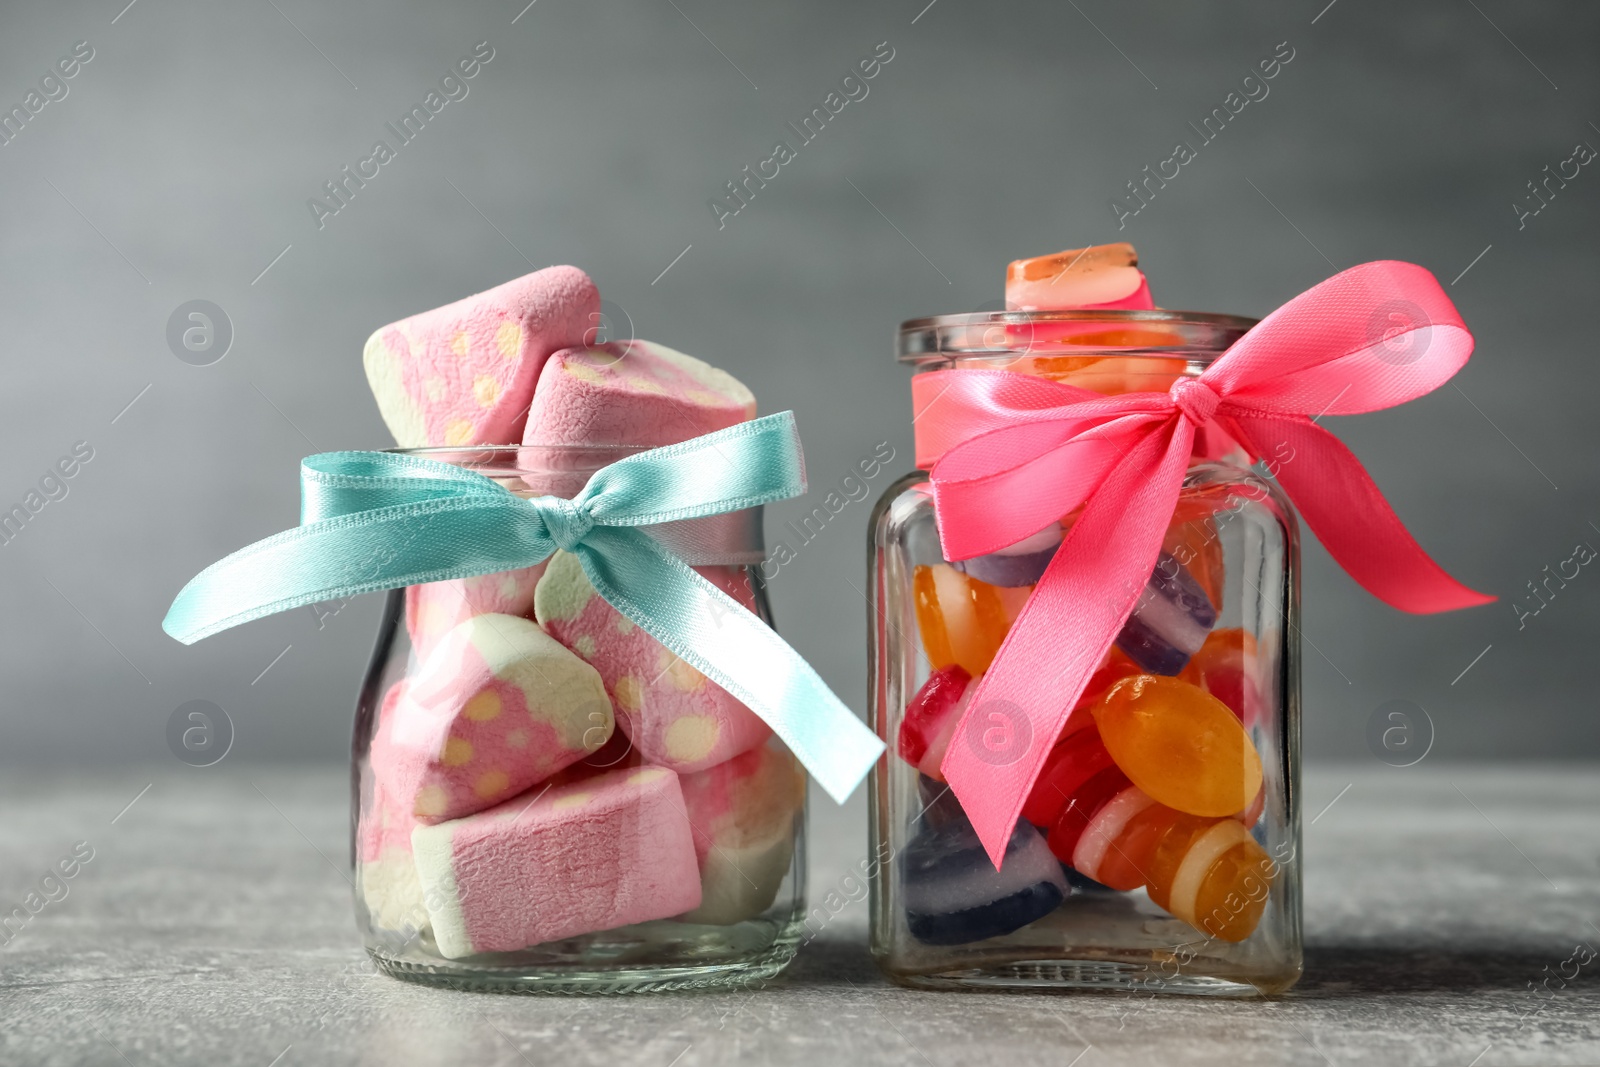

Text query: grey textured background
(0, 0), (1595, 769)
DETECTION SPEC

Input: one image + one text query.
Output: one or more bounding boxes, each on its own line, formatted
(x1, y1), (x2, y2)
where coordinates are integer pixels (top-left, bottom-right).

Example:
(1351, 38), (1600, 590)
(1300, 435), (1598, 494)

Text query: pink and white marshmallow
(359, 682), (427, 934)
(678, 742), (806, 925)
(410, 764), (702, 957)
(371, 613), (612, 824)
(534, 551), (771, 774)
(363, 266), (599, 447)
(520, 339), (756, 448)
(404, 564), (546, 663)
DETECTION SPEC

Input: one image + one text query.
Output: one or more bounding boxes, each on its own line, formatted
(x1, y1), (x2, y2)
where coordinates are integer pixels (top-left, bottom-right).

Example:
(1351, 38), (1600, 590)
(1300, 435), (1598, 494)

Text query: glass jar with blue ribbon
(164, 413), (882, 992)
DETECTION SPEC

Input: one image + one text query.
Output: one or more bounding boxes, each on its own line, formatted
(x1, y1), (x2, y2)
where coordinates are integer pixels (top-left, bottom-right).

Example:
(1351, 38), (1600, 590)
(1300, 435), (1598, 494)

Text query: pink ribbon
(914, 261), (1495, 866)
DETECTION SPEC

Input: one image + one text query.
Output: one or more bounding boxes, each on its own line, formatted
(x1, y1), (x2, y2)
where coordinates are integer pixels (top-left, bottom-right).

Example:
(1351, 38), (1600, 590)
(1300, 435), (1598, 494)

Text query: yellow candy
(1091, 675), (1263, 818)
(912, 564), (1029, 677)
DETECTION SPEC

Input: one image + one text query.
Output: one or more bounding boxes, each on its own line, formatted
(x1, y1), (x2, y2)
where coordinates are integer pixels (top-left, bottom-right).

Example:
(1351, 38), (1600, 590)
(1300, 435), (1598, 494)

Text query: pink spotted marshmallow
(363, 266), (599, 447)
(678, 742), (806, 925)
(534, 553), (771, 774)
(359, 682), (428, 934)
(404, 563), (546, 663)
(371, 613), (613, 824)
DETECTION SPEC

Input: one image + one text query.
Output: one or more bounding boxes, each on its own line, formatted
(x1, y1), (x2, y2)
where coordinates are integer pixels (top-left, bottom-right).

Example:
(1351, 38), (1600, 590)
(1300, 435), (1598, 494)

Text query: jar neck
(897, 309), (1256, 396)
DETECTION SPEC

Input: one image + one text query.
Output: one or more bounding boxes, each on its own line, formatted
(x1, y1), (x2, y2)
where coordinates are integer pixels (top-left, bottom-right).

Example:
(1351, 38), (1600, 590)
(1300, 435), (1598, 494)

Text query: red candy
(897, 665), (973, 781)
(1021, 724), (1115, 828)
(1179, 627), (1261, 726)
(1045, 763), (1131, 864)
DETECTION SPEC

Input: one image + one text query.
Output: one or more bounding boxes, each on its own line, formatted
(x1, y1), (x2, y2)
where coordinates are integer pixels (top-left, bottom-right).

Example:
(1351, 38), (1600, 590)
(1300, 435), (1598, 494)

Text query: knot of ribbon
(910, 261), (1495, 865)
(1169, 377), (1221, 426)
(539, 496), (594, 554)
(163, 411), (884, 803)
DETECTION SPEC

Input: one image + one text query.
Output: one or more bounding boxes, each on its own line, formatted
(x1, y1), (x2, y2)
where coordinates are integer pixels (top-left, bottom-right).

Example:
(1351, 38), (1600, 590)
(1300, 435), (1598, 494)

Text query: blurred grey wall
(0, 0), (1595, 767)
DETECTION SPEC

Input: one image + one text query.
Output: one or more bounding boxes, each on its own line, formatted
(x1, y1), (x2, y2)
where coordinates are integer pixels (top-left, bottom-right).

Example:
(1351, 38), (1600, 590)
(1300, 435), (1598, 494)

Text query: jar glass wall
(351, 446), (807, 993)
(868, 311), (1303, 995)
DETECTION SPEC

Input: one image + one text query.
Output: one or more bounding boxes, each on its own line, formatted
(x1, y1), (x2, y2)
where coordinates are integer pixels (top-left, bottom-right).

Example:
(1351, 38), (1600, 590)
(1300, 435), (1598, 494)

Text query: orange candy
(912, 564), (1029, 676)
(1072, 788), (1276, 942)
(1004, 242), (1149, 310)
(1163, 496), (1228, 611)
(1026, 354), (1189, 395)
(1090, 675), (1263, 818)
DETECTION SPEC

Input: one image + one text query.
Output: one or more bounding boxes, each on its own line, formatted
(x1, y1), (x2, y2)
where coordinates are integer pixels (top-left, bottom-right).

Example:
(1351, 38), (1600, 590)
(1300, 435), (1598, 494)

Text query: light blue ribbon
(162, 412), (883, 803)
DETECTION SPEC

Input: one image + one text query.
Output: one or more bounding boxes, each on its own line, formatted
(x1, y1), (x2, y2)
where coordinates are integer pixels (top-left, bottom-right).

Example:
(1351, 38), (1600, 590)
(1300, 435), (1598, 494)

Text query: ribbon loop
(918, 261), (1494, 865)
(163, 411), (884, 804)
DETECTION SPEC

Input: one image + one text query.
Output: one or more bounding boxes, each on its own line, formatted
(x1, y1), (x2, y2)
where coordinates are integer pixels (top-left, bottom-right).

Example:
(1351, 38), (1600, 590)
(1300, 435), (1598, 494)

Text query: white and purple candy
(949, 524), (1061, 588)
(1114, 550), (1217, 675)
(901, 808), (1068, 946)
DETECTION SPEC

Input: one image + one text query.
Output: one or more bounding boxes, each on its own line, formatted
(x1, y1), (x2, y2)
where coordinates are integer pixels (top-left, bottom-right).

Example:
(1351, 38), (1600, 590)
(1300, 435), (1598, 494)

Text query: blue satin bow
(162, 412), (883, 803)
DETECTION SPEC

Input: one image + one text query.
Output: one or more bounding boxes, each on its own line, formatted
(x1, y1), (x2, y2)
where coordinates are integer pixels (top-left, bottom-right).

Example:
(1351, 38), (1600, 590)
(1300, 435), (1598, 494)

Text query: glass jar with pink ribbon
(866, 252), (1492, 995)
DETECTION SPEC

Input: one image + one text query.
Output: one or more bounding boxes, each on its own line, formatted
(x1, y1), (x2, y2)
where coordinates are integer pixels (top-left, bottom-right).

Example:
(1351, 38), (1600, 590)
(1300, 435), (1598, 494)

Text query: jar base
(366, 915), (804, 995)
(882, 957), (1301, 997)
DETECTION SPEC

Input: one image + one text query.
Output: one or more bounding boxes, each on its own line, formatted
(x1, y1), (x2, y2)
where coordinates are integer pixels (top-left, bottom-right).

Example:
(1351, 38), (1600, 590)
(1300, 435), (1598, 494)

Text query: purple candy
(948, 525), (1061, 588)
(1115, 550), (1217, 675)
(902, 799), (1069, 945)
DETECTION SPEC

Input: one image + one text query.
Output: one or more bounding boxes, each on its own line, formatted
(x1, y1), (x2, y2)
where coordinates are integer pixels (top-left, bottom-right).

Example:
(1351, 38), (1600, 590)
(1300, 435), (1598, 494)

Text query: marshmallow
(363, 266), (599, 447)
(534, 551), (771, 773)
(359, 682), (427, 935)
(404, 564), (546, 663)
(678, 742), (806, 925)
(411, 765), (702, 957)
(521, 339), (755, 448)
(371, 613), (613, 824)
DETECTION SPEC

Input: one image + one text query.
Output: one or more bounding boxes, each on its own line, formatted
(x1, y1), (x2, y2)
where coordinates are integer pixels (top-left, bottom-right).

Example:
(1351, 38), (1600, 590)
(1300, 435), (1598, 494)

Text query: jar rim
(897, 308), (1260, 363)
(387, 443), (647, 478)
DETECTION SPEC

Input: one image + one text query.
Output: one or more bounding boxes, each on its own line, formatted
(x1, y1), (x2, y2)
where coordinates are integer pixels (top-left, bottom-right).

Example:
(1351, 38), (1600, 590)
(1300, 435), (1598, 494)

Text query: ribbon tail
(1228, 414), (1495, 613)
(575, 526), (884, 803)
(162, 497), (554, 643)
(942, 423), (1195, 867)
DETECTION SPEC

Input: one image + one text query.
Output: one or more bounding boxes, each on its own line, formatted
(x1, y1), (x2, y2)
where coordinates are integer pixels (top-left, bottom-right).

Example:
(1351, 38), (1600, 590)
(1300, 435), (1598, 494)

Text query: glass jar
(351, 445), (807, 993)
(868, 310), (1303, 995)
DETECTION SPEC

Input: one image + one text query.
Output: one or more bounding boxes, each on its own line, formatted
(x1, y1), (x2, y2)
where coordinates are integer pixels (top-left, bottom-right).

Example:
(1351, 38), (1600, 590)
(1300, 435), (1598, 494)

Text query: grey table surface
(2, 764), (1597, 1067)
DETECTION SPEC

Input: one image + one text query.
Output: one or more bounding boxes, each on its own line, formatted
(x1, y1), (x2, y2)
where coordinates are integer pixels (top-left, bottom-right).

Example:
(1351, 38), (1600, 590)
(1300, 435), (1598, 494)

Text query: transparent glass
(868, 311), (1303, 995)
(351, 445), (806, 993)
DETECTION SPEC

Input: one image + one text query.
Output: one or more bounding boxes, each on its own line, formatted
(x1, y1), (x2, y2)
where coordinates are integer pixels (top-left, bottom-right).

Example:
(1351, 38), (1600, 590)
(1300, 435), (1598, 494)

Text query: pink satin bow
(913, 261), (1494, 866)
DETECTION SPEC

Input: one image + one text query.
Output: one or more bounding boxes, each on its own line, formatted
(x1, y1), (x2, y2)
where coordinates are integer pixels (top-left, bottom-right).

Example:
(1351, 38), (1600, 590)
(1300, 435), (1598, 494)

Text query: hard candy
(1091, 674), (1263, 818)
(1115, 550), (1218, 675)
(912, 563), (1031, 677)
(902, 810), (1068, 946)
(948, 524), (1061, 588)
(1070, 785), (1276, 942)
(896, 665), (973, 782)
(1004, 242), (1154, 311)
